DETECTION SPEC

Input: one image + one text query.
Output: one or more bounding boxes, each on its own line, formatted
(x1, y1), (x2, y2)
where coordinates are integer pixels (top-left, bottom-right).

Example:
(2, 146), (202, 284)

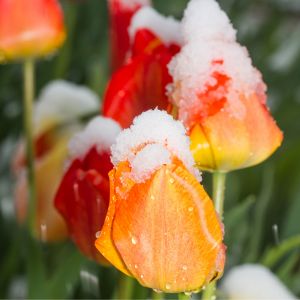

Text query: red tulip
(0, 0), (65, 62)
(55, 117), (121, 263)
(103, 7), (181, 128)
(107, 0), (151, 71)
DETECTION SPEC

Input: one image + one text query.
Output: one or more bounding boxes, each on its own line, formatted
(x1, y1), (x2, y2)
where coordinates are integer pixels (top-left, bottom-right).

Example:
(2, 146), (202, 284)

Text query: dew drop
(134, 264), (138, 269)
(188, 206), (194, 212)
(140, 274), (144, 279)
(182, 265), (188, 271)
(131, 236), (138, 245)
(95, 231), (101, 238)
(184, 291), (192, 296)
(153, 289), (163, 294)
(150, 195), (155, 200)
(165, 283), (171, 290)
(169, 178), (175, 184)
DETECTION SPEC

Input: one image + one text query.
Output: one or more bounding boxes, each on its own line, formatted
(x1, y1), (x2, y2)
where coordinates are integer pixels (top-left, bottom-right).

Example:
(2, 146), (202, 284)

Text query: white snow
(221, 264), (296, 299)
(112, 0), (151, 10)
(129, 7), (183, 46)
(69, 116), (121, 160)
(111, 109), (201, 182)
(130, 144), (171, 182)
(34, 80), (99, 126)
(168, 0), (266, 127)
(181, 0), (236, 43)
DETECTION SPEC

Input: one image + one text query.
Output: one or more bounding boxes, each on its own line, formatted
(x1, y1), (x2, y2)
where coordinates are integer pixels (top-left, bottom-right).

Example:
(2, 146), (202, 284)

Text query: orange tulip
(95, 110), (225, 293)
(12, 80), (99, 242)
(0, 0), (65, 62)
(169, 0), (283, 172)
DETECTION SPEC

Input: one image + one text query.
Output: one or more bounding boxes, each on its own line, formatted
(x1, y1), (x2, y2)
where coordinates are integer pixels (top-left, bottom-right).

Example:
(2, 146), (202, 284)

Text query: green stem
(202, 172), (227, 300)
(117, 275), (135, 299)
(178, 292), (191, 300)
(152, 290), (164, 300)
(23, 59), (36, 233)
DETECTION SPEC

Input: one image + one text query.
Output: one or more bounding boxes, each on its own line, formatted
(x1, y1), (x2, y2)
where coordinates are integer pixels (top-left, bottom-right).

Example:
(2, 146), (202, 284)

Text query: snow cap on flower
(129, 7), (183, 46)
(181, 0), (236, 43)
(69, 116), (121, 160)
(221, 264), (296, 299)
(111, 109), (201, 182)
(34, 80), (99, 126)
(168, 0), (264, 126)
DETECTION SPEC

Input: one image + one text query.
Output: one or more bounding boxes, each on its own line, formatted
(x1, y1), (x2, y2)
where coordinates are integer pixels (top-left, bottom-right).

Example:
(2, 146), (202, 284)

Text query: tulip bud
(96, 110), (225, 293)
(168, 0), (283, 172)
(0, 0), (65, 62)
(13, 80), (99, 242)
(103, 7), (182, 128)
(55, 116), (121, 263)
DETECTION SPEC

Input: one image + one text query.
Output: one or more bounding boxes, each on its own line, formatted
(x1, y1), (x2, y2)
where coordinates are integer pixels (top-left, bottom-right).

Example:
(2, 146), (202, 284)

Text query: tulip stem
(117, 275), (135, 299)
(23, 58), (36, 232)
(202, 171), (226, 300)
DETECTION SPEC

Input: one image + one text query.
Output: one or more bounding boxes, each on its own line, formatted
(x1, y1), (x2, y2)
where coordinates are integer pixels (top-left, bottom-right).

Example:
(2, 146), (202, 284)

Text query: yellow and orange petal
(189, 92), (283, 172)
(96, 160), (225, 292)
(14, 134), (68, 242)
(0, 0), (65, 62)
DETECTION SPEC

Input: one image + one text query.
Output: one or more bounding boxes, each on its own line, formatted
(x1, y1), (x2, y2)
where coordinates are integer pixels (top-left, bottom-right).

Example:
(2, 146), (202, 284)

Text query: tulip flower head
(108, 0), (151, 71)
(168, 0), (283, 172)
(103, 7), (182, 128)
(95, 109), (225, 293)
(13, 80), (99, 242)
(221, 264), (296, 299)
(55, 116), (121, 263)
(0, 0), (65, 62)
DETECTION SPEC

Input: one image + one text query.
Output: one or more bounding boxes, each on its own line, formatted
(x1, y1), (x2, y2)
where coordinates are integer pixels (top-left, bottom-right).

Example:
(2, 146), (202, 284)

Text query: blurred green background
(0, 0), (300, 298)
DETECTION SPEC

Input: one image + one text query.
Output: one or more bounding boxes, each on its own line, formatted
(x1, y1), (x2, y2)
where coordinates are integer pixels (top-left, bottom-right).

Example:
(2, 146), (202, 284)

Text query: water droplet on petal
(184, 291), (192, 296)
(182, 265), (188, 271)
(165, 283), (171, 290)
(150, 195), (155, 200)
(188, 207), (194, 212)
(140, 274), (144, 279)
(169, 178), (175, 184)
(153, 289), (163, 294)
(134, 264), (138, 269)
(95, 231), (101, 238)
(131, 236), (138, 245)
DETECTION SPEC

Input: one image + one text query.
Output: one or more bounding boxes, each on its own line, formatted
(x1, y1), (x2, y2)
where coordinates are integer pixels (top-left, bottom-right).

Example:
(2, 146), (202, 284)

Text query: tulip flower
(55, 116), (121, 263)
(103, 7), (182, 128)
(95, 110), (225, 293)
(0, 0), (65, 62)
(221, 264), (296, 299)
(13, 80), (99, 242)
(168, 0), (283, 172)
(107, 0), (151, 71)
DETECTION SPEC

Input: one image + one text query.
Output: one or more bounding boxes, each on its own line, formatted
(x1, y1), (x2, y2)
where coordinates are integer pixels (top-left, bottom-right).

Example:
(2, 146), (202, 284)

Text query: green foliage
(0, 0), (300, 298)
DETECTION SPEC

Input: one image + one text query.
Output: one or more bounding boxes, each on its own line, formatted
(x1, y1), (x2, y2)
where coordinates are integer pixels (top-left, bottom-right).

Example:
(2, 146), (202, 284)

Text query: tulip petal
(95, 163), (133, 276)
(192, 93), (283, 171)
(0, 0), (65, 62)
(109, 161), (224, 292)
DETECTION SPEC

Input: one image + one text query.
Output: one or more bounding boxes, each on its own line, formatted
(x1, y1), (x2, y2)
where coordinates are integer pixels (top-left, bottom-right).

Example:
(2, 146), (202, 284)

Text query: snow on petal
(69, 116), (121, 160)
(129, 7), (183, 46)
(34, 80), (99, 126)
(111, 109), (201, 182)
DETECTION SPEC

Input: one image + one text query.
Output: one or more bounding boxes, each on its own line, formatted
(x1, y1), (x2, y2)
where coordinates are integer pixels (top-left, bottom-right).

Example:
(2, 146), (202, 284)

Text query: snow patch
(69, 116), (121, 160)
